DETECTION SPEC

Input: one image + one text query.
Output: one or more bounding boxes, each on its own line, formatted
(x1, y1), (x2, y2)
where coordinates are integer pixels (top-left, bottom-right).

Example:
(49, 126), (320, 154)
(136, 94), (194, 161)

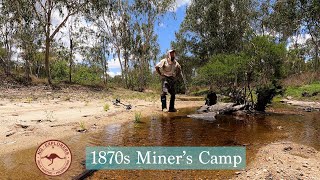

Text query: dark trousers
(161, 76), (176, 110)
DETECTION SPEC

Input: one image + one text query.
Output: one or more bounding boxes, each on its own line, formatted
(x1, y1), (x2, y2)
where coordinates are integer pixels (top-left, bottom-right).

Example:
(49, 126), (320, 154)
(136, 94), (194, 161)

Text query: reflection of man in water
(155, 49), (182, 112)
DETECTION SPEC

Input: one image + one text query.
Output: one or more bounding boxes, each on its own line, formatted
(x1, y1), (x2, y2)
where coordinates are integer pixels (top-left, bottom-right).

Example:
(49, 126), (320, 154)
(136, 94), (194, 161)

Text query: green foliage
(196, 53), (249, 92)
(284, 48), (307, 76)
(246, 36), (286, 84)
(51, 60), (68, 81)
(126, 68), (155, 92)
(0, 47), (7, 59)
(194, 36), (286, 110)
(285, 83), (320, 100)
(180, 0), (252, 63)
(73, 64), (102, 85)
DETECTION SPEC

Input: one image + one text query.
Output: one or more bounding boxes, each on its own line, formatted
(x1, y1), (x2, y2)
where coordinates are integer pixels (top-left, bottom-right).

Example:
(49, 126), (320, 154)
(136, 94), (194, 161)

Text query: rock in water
(187, 112), (217, 121)
(197, 105), (209, 113)
(208, 103), (235, 113)
(188, 103), (246, 121)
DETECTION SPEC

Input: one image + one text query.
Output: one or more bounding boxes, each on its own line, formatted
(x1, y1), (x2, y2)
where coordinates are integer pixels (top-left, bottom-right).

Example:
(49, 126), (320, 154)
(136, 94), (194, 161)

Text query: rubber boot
(161, 95), (167, 111)
(169, 94), (177, 112)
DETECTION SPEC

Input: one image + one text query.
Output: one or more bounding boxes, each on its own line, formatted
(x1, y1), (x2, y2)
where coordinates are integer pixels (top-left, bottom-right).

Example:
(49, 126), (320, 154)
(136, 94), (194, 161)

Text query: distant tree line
(0, 0), (319, 101)
(0, 0), (174, 90)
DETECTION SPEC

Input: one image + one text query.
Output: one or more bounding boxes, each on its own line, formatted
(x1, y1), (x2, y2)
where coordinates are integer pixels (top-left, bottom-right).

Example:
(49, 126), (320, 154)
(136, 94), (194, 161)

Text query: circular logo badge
(35, 140), (72, 176)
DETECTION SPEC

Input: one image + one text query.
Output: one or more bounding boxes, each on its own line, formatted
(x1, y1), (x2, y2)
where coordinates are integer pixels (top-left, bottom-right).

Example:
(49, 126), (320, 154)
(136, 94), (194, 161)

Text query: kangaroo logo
(35, 140), (72, 176)
(41, 153), (66, 166)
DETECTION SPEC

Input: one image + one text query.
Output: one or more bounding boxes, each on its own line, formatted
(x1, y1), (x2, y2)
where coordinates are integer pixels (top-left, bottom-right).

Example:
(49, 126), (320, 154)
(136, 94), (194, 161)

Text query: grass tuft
(134, 112), (142, 123)
(104, 103), (110, 111)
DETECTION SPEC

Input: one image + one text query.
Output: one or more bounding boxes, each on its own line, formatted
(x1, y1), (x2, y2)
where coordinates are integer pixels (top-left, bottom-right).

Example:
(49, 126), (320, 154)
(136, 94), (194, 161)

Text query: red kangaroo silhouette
(41, 153), (65, 166)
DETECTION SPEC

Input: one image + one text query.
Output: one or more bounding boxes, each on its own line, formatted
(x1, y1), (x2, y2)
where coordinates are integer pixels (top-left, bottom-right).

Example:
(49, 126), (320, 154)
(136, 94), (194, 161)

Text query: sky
(9, 0), (191, 77)
(108, 0), (191, 77)
(48, 0), (191, 77)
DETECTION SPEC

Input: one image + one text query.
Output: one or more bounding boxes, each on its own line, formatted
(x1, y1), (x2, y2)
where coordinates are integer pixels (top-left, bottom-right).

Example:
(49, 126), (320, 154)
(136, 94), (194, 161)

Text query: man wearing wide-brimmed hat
(155, 49), (182, 112)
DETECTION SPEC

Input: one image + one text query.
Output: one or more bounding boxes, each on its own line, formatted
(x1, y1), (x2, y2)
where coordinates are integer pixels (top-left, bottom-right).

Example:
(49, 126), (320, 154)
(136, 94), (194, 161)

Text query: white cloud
(11, 46), (23, 62)
(107, 71), (121, 77)
(108, 59), (123, 69)
(74, 53), (83, 63)
(171, 0), (192, 12)
(51, 8), (68, 29)
(287, 34), (311, 49)
(292, 34), (311, 45)
(51, 7), (102, 50)
(159, 22), (165, 27)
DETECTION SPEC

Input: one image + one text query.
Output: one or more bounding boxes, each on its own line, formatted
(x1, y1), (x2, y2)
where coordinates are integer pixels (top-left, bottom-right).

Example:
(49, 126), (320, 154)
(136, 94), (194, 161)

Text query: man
(155, 49), (182, 112)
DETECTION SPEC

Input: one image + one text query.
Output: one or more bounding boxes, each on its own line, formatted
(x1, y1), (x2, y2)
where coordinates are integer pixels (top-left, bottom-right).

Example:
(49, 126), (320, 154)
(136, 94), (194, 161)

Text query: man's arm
(155, 60), (165, 77)
(155, 66), (162, 76)
(175, 63), (182, 78)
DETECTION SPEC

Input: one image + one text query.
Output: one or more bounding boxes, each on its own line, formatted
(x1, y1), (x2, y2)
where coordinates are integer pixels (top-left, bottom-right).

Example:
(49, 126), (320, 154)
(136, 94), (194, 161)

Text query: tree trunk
(124, 47), (129, 88)
(315, 41), (319, 71)
(36, 61), (40, 78)
(117, 48), (124, 86)
(45, 35), (52, 85)
(103, 39), (108, 86)
(45, 4), (52, 85)
(4, 32), (11, 76)
(69, 38), (73, 83)
(25, 48), (30, 80)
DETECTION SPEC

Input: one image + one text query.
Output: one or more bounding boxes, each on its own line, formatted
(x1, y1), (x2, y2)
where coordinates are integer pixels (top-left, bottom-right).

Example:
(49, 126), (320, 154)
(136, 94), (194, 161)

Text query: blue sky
(107, 3), (190, 77)
(156, 5), (188, 55)
(49, 1), (191, 77)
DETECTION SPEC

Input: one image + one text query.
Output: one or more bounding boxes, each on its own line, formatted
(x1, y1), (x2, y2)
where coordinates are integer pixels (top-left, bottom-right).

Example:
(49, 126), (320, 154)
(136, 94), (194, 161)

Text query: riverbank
(280, 98), (320, 111)
(1, 85), (320, 179)
(0, 85), (203, 156)
(236, 141), (320, 179)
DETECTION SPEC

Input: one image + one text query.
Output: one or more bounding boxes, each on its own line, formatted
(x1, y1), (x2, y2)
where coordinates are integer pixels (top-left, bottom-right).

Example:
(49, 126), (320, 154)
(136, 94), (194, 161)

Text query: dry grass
(30, 75), (48, 85)
(282, 72), (320, 87)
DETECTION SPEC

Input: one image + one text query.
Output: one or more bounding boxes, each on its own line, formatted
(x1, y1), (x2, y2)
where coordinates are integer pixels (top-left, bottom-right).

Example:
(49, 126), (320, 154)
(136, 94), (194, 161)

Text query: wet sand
(0, 86), (203, 156)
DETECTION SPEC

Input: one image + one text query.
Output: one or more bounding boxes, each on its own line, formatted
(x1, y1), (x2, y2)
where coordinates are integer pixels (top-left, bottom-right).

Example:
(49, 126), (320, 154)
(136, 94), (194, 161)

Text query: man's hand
(156, 67), (162, 75)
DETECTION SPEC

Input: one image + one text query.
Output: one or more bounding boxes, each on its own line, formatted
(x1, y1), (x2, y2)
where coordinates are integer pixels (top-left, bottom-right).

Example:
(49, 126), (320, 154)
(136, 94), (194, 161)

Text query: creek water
(0, 105), (319, 179)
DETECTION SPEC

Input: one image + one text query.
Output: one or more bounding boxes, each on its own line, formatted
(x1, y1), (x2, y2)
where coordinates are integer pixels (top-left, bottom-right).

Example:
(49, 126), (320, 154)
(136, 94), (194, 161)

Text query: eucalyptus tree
(66, 16), (84, 83)
(8, 0), (43, 80)
(87, 0), (174, 90)
(178, 0), (253, 64)
(78, 27), (109, 85)
(16, 0), (90, 84)
(262, 0), (319, 71)
(299, 0), (320, 71)
(83, 0), (124, 86)
(129, 0), (175, 91)
(0, 0), (17, 75)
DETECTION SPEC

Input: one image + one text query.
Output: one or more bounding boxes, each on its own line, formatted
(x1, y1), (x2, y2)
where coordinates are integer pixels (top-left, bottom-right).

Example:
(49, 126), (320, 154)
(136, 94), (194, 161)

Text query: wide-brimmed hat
(168, 49), (176, 53)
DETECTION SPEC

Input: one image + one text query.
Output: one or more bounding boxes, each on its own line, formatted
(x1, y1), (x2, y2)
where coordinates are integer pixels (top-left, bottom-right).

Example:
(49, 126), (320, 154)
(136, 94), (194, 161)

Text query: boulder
(189, 103), (246, 121)
(187, 112), (217, 121)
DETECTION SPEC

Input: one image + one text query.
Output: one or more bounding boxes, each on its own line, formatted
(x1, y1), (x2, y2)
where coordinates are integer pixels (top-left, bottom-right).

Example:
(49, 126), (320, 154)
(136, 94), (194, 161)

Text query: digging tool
(112, 98), (132, 110)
